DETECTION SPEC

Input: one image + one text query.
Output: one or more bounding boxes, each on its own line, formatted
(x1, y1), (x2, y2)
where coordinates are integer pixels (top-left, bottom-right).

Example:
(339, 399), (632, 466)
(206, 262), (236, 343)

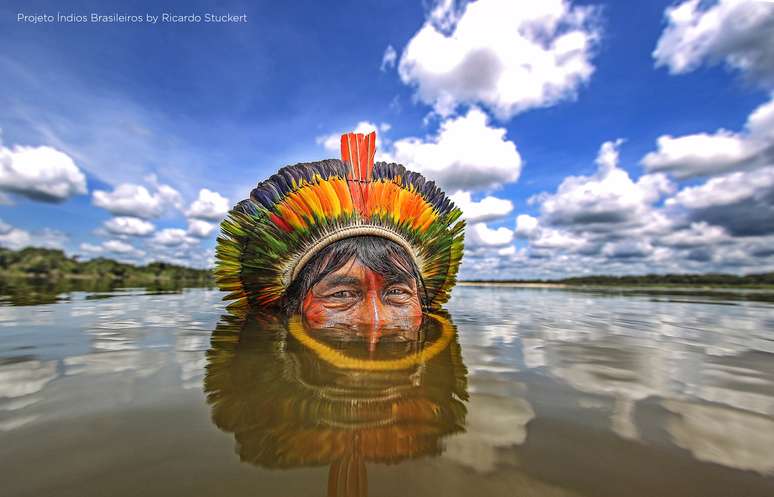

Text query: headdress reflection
(204, 312), (468, 496)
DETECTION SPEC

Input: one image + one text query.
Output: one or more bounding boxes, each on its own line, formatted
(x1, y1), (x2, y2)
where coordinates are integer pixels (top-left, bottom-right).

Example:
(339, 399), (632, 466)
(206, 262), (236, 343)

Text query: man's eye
(330, 290), (357, 299)
(386, 287), (410, 296)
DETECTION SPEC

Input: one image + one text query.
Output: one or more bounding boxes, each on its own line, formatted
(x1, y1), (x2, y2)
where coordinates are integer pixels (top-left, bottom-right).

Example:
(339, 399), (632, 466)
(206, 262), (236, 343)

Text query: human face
(301, 257), (423, 336)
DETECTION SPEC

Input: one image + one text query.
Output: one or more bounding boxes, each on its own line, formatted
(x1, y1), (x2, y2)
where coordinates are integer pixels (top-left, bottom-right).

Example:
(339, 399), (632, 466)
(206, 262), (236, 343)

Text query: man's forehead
(319, 259), (383, 285)
(315, 257), (415, 287)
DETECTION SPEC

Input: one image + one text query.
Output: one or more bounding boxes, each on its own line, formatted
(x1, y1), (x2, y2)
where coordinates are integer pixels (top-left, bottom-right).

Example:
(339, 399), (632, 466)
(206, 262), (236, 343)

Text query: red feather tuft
(341, 131), (377, 215)
(268, 212), (292, 232)
(341, 131), (376, 181)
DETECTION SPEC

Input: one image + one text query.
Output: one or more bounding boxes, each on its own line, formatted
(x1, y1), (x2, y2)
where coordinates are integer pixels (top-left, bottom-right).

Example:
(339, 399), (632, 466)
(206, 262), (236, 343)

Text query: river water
(1, 284), (773, 496)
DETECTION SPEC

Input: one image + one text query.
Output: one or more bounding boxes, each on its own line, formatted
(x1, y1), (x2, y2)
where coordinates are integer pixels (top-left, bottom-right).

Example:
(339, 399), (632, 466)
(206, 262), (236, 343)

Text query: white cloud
(389, 107), (522, 191)
(93, 182), (182, 219)
(658, 222), (730, 248)
(642, 95), (774, 178)
(316, 121), (391, 156)
(0, 219), (66, 250)
(0, 142), (87, 202)
(381, 45), (397, 71)
(669, 165), (774, 210)
(450, 190), (513, 222)
(79, 242), (103, 254)
(103, 240), (132, 253)
(315, 110), (521, 192)
(0, 220), (31, 250)
(667, 165), (774, 236)
(103, 239), (145, 257)
(187, 219), (217, 238)
(539, 140), (674, 228)
(514, 214), (540, 238)
(186, 188), (230, 221)
(595, 138), (624, 173)
(149, 177), (184, 210)
(530, 227), (589, 252)
(467, 221), (514, 247)
(497, 245), (516, 256)
(601, 239), (653, 260)
(653, 0), (774, 87)
(397, 0), (600, 118)
(152, 228), (198, 247)
(36, 229), (68, 249)
(103, 216), (155, 237)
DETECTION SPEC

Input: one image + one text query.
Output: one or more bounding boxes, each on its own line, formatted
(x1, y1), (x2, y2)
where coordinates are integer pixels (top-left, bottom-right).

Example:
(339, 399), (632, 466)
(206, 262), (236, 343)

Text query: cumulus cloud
(78, 240), (145, 259)
(37, 229), (69, 249)
(104, 240), (135, 253)
(389, 107), (522, 191)
(186, 188), (229, 221)
(658, 222), (730, 248)
(466, 221), (514, 247)
(0, 219), (32, 250)
(0, 141), (87, 202)
(667, 165), (774, 236)
(653, 0), (774, 87)
(187, 219), (217, 238)
(397, 0), (600, 118)
(481, 138), (774, 278)
(642, 95), (774, 178)
(316, 121), (391, 157)
(315, 110), (521, 192)
(529, 227), (589, 253)
(537, 140), (674, 230)
(514, 214), (540, 239)
(93, 182), (182, 219)
(79, 242), (103, 254)
(381, 45), (397, 71)
(0, 220), (67, 250)
(103, 216), (155, 237)
(450, 190), (513, 222)
(151, 228), (198, 247)
(101, 239), (145, 258)
(471, 138), (774, 279)
(601, 239), (653, 260)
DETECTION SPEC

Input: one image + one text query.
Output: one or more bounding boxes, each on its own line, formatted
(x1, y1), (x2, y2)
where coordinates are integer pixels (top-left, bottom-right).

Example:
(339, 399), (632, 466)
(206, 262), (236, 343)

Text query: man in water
(285, 236), (423, 329)
(214, 131), (465, 332)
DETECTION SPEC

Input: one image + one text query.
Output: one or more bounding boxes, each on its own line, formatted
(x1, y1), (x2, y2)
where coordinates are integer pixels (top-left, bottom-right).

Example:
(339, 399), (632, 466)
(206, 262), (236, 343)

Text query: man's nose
(355, 292), (385, 325)
(356, 292), (385, 352)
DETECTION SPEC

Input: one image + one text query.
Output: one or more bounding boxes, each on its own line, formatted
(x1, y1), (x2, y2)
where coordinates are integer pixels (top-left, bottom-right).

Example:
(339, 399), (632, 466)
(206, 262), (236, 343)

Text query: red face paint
(301, 257), (423, 343)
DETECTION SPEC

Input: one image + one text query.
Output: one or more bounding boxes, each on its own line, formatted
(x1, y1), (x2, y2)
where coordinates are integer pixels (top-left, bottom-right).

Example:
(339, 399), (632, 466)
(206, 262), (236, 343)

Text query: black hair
(282, 236), (426, 315)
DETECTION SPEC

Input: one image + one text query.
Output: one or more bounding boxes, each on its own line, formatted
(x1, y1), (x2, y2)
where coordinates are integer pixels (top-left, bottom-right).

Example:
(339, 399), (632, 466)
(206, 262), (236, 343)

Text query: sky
(1, 0), (774, 279)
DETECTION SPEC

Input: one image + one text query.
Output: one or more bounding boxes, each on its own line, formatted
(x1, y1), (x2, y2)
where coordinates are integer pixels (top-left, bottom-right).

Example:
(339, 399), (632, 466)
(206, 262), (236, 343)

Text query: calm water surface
(1, 284), (774, 496)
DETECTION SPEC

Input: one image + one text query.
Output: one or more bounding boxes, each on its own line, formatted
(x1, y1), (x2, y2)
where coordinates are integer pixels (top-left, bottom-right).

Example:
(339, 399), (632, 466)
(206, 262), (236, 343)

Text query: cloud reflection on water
(0, 285), (772, 488)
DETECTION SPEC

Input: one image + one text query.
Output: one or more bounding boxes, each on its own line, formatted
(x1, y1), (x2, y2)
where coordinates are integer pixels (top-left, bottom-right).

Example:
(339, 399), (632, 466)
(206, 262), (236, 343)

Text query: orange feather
(330, 177), (353, 213)
(318, 180), (341, 217)
(277, 203), (304, 230)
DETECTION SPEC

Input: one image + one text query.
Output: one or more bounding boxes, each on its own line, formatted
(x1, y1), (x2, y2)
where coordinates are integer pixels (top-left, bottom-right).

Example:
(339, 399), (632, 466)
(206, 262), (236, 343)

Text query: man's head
(215, 131), (465, 316)
(283, 236), (425, 329)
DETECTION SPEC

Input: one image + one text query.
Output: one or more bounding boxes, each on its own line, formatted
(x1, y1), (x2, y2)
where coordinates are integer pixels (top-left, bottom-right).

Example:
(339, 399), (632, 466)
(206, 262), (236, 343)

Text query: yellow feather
(393, 188), (409, 222)
(319, 180), (341, 218)
(298, 186), (323, 218)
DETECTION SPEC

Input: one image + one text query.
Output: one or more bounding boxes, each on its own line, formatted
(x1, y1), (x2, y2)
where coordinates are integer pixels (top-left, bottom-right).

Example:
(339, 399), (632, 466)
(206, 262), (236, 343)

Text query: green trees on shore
(464, 272), (774, 287)
(3, 246), (772, 288)
(0, 247), (211, 283)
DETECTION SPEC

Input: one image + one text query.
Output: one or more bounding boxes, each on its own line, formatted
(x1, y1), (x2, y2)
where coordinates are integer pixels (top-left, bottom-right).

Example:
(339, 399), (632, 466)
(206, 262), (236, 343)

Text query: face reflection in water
(204, 311), (468, 497)
(3, 287), (774, 496)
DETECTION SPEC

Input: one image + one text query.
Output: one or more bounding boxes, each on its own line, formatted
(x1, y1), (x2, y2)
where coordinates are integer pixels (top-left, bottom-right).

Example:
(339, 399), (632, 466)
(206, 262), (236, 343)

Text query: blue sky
(1, 0), (774, 278)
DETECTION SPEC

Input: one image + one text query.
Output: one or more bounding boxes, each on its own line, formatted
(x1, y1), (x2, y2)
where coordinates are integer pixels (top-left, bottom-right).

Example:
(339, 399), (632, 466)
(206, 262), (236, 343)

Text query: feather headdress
(215, 131), (465, 312)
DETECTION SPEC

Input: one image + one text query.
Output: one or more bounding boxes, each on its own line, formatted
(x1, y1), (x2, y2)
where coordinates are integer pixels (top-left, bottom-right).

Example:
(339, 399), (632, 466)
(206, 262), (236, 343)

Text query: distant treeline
(0, 247), (212, 282)
(464, 272), (774, 287)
